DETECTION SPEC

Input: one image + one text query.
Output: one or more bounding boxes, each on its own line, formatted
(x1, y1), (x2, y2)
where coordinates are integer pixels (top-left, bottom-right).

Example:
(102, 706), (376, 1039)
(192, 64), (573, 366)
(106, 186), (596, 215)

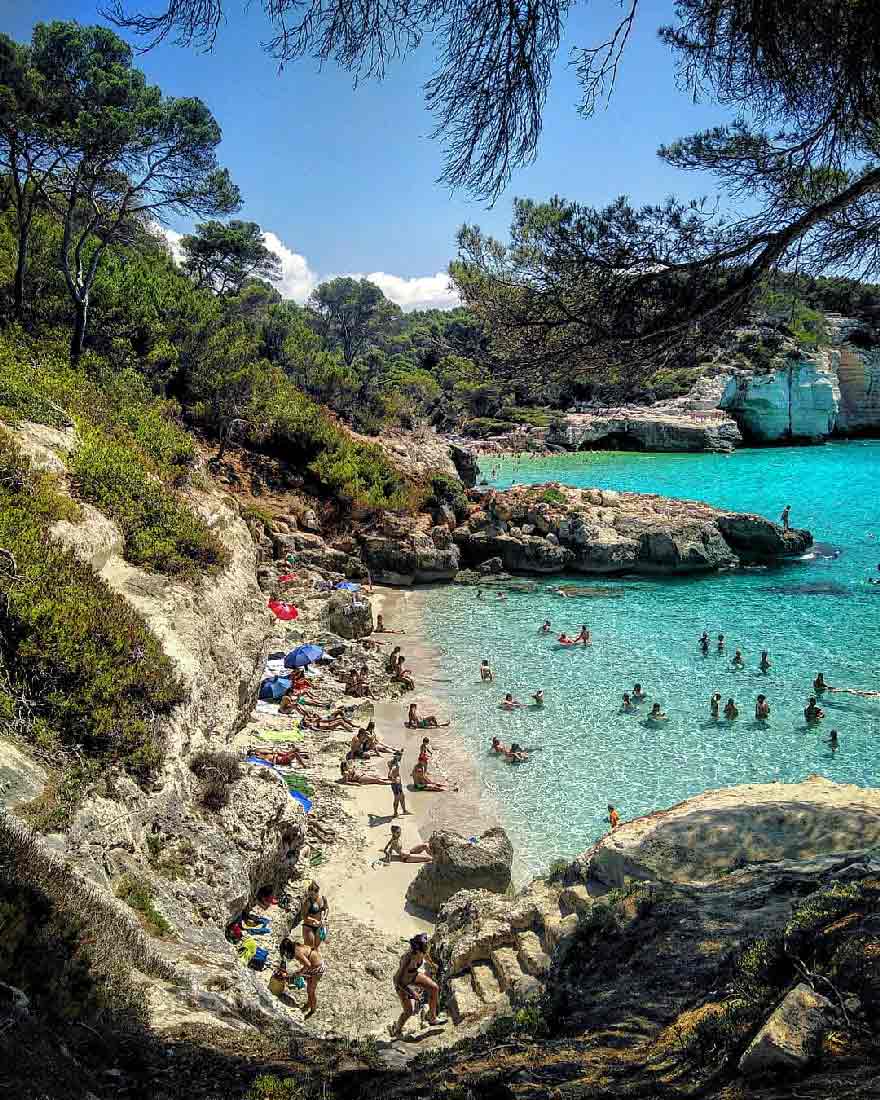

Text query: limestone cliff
(719, 359), (840, 442)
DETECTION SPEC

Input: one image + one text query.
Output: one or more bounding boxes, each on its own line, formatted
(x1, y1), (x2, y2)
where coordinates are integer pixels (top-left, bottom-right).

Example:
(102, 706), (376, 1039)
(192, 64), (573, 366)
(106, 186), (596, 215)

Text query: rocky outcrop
(321, 589), (373, 639)
(719, 360), (840, 442)
(573, 776), (880, 888)
(548, 409), (741, 453)
(359, 530), (460, 584)
(449, 443), (480, 487)
(739, 983), (835, 1077)
(406, 827), (514, 913)
(454, 483), (811, 577)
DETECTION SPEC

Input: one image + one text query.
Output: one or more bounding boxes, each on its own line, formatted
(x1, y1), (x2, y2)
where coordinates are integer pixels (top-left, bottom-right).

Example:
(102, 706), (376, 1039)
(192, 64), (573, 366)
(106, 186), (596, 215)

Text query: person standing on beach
(608, 804), (620, 831)
(781, 504), (791, 531)
(388, 754), (408, 816)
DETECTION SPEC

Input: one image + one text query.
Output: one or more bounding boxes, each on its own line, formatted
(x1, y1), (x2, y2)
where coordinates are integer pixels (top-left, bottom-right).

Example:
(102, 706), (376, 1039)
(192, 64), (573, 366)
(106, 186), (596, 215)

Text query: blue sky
(5, 0), (729, 307)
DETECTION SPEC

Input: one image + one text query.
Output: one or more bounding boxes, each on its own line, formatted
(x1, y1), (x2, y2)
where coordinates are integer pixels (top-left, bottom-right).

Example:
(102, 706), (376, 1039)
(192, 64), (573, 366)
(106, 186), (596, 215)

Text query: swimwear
(391, 782), (403, 796)
(414, 782), (428, 791)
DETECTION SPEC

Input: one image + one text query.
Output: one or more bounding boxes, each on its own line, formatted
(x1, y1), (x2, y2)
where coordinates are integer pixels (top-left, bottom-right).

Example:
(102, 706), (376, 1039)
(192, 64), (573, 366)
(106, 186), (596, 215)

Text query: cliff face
(719, 359), (840, 442)
(547, 409), (741, 453)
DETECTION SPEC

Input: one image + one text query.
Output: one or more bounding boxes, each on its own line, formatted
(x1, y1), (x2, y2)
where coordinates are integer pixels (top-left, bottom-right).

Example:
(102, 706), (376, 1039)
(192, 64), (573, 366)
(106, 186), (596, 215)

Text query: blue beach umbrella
(334, 581), (360, 591)
(284, 644), (325, 668)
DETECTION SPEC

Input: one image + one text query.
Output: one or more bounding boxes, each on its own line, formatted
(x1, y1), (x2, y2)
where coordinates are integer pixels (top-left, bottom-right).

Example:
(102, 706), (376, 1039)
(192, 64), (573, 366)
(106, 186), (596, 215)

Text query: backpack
(249, 946), (270, 971)
(225, 920), (243, 943)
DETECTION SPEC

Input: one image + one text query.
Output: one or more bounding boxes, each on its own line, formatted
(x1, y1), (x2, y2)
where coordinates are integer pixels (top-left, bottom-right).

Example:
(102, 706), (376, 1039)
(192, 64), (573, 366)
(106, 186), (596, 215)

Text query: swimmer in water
(755, 694), (770, 720)
(632, 683), (647, 703)
(648, 702), (668, 722)
(558, 632), (574, 645)
(507, 742), (529, 762)
(480, 659), (494, 682)
(540, 620), (551, 634)
(500, 693), (523, 710)
(724, 698), (739, 720)
(621, 692), (635, 713)
(717, 633), (725, 654)
(813, 672), (830, 694)
(574, 624), (592, 646)
(804, 696), (825, 724)
(827, 728), (839, 752)
(732, 649), (745, 669)
(699, 631), (710, 654)
(710, 692), (722, 719)
(532, 689), (544, 706)
(760, 650), (771, 673)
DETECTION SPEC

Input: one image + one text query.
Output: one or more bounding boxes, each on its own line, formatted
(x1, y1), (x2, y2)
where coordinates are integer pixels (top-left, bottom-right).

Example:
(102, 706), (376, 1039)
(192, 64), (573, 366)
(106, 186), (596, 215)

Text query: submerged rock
(405, 827), (513, 913)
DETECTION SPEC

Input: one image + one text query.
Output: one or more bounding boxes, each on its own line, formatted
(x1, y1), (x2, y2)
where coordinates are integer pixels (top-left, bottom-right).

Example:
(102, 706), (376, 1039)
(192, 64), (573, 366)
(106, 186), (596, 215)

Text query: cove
(421, 442), (880, 882)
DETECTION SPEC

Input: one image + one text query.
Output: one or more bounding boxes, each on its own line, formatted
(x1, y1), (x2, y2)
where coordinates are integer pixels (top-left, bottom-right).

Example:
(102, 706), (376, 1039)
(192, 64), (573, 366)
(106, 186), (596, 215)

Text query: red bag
(268, 599), (298, 621)
(278, 573), (297, 583)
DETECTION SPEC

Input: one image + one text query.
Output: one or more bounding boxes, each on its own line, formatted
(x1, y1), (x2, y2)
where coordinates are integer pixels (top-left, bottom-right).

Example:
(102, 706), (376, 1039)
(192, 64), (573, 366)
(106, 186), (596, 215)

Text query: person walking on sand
(480, 659), (494, 682)
(781, 504), (791, 531)
(389, 933), (447, 1037)
(608, 804), (620, 831)
(383, 824), (432, 863)
(388, 754), (408, 816)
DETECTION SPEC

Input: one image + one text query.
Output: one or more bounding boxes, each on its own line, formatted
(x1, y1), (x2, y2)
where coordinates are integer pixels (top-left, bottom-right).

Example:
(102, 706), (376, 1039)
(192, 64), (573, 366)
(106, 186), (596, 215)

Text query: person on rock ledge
(389, 933), (447, 1037)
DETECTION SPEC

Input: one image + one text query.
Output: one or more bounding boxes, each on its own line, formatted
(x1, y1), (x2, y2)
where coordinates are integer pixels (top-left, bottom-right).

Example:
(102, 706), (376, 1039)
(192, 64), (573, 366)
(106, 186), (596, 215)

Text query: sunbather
(339, 760), (393, 785)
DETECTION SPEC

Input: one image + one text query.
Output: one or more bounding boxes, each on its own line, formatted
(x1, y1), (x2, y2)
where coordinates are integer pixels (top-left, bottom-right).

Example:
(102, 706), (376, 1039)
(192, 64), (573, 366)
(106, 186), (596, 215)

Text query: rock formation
(454, 483), (811, 576)
(547, 408), (742, 453)
(405, 827), (513, 913)
(719, 360), (840, 441)
(739, 983), (835, 1076)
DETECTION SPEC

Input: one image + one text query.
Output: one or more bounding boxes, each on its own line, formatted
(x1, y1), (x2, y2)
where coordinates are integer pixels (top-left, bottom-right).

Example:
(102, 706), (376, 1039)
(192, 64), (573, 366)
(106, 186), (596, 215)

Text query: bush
(114, 874), (174, 938)
(463, 417), (514, 438)
(71, 433), (228, 579)
(0, 432), (184, 793)
(189, 749), (242, 784)
(424, 470), (470, 522)
(539, 487), (566, 505)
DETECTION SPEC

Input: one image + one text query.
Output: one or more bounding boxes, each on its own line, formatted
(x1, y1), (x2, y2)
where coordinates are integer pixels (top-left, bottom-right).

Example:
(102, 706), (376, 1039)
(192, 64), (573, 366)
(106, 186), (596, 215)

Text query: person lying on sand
(411, 760), (457, 792)
(406, 703), (449, 729)
(499, 693), (523, 710)
(247, 746), (310, 769)
(383, 824), (432, 864)
(339, 760), (393, 785)
(301, 710), (357, 732)
(375, 614), (404, 634)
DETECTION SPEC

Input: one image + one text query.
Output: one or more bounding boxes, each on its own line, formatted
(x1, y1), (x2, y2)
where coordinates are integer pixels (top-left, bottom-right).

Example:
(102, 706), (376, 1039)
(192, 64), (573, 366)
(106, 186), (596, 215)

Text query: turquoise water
(421, 443), (880, 881)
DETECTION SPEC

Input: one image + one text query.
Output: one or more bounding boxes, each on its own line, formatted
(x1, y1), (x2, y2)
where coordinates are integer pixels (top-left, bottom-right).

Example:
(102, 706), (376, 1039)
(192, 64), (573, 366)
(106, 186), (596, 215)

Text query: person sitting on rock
(382, 824), (432, 864)
(349, 729), (378, 760)
(389, 933), (447, 1037)
(804, 696), (825, 724)
(344, 664), (373, 698)
(385, 646), (402, 673)
(406, 703), (448, 729)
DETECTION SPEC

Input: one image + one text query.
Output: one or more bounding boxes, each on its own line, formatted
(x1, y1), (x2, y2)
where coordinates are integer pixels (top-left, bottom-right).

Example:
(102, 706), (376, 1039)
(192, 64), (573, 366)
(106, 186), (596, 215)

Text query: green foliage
(181, 219), (281, 295)
(0, 431), (183, 791)
(539, 487), (566, 505)
(646, 366), (705, 400)
(17, 763), (101, 833)
(114, 873), (174, 938)
(424, 470), (470, 521)
(71, 433), (226, 579)
(247, 1076), (305, 1100)
(461, 416), (512, 438)
(785, 881), (864, 958)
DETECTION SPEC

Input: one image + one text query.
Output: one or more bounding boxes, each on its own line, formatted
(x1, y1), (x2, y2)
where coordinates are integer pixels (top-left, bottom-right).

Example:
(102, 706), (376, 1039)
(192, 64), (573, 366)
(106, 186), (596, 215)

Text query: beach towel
(252, 725), (304, 743)
(278, 573), (297, 584)
(255, 700), (281, 715)
(268, 599), (298, 621)
(245, 755), (312, 812)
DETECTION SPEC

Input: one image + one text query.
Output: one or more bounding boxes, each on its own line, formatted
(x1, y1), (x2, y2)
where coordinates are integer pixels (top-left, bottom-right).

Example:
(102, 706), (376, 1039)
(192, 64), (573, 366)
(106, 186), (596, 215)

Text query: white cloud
(157, 224), (458, 311)
(361, 271), (460, 312)
(262, 231), (318, 303)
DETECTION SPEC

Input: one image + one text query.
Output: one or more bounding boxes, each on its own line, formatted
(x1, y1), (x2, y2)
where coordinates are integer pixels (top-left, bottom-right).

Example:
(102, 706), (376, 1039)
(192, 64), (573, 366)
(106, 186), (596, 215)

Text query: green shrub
(463, 417), (514, 438)
(0, 433), (183, 792)
(71, 433), (227, 579)
(114, 874), (174, 939)
(424, 470), (470, 522)
(539, 487), (566, 505)
(247, 1076), (305, 1100)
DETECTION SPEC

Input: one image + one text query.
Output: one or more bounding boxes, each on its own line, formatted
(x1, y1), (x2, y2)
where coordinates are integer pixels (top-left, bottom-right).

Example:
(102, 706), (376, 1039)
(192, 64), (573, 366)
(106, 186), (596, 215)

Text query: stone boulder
(360, 532), (460, 585)
(321, 590), (373, 639)
(406, 827), (513, 913)
(449, 443), (480, 487)
(717, 514), (812, 559)
(739, 983), (835, 1076)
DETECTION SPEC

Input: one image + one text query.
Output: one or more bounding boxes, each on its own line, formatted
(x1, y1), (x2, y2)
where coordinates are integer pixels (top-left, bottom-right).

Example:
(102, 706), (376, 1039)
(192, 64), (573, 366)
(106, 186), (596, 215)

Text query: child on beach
(383, 824), (433, 863)
(608, 804), (620, 830)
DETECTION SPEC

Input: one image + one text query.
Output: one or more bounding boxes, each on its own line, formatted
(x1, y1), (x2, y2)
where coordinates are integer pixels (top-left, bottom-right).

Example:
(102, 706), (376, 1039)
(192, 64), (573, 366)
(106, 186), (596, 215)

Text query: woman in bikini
(363, 722), (400, 755)
(390, 933), (447, 1037)
(293, 941), (325, 1019)
(247, 745), (310, 769)
(406, 703), (448, 729)
(383, 824), (432, 863)
(388, 754), (408, 815)
(339, 760), (394, 785)
(299, 881), (328, 949)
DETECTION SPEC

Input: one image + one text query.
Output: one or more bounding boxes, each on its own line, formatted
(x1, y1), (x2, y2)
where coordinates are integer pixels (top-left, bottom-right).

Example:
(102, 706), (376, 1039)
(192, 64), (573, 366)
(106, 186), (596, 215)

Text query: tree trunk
(70, 296), (88, 363)
(13, 222), (28, 322)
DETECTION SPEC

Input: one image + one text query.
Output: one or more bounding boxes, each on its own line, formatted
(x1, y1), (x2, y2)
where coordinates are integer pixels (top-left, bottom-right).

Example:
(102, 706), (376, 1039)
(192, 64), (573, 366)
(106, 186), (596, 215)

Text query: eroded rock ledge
(454, 482), (811, 576)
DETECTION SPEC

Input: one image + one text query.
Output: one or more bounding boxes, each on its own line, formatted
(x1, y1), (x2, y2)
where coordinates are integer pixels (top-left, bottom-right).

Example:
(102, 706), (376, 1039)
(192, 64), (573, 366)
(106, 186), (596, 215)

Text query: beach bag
(225, 920), (243, 944)
(238, 937), (258, 964)
(249, 947), (270, 971)
(269, 968), (288, 996)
